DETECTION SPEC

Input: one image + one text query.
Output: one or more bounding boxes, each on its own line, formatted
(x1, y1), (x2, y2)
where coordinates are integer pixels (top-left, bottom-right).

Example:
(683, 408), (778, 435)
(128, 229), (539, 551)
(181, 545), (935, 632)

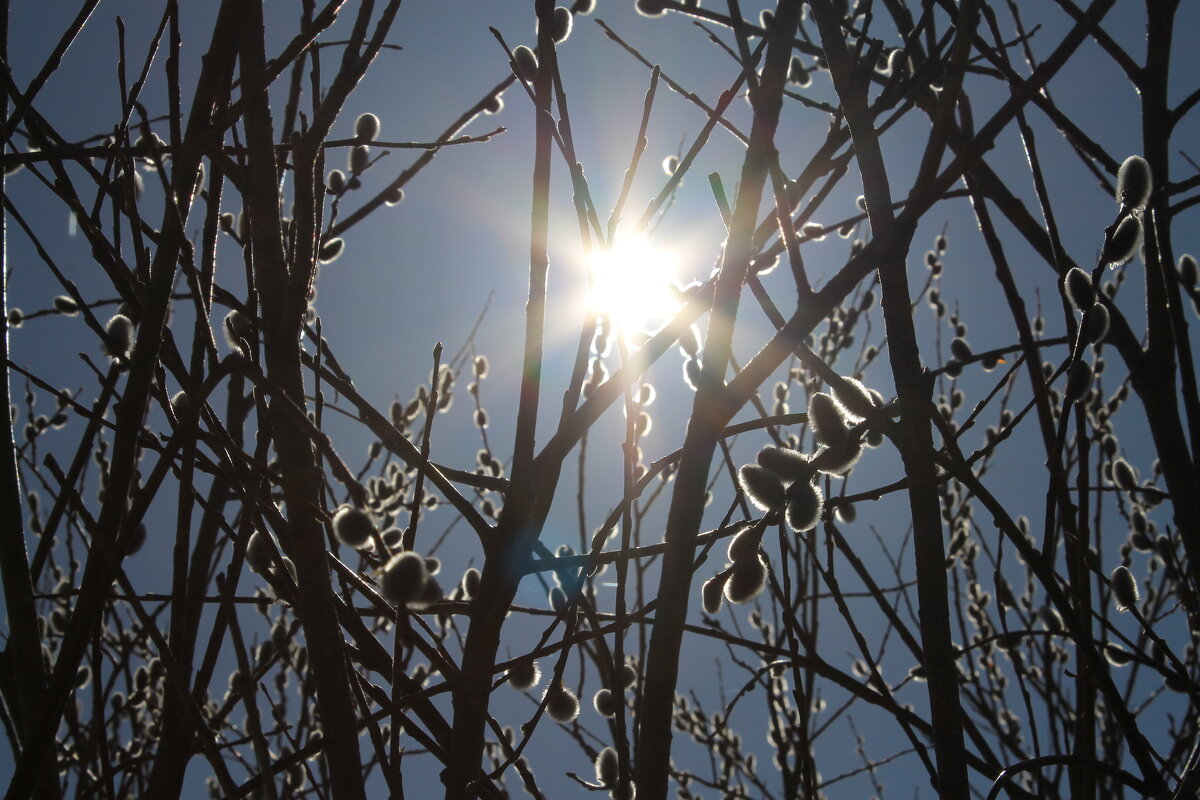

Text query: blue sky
(4, 1), (1200, 797)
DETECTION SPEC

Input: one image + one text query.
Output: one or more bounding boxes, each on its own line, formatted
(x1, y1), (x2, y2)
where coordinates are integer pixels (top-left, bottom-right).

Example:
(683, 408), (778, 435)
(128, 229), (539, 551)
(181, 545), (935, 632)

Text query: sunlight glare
(588, 236), (681, 337)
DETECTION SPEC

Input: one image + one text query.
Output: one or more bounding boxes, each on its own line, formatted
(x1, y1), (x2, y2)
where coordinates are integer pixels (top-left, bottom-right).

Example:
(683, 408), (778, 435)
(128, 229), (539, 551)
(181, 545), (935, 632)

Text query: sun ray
(587, 235), (681, 338)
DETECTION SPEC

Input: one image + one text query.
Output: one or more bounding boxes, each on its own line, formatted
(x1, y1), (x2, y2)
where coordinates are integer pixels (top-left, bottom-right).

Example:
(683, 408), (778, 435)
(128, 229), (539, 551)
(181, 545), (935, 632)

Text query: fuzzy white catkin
(327, 169), (347, 194)
(381, 528), (403, 551)
(812, 438), (864, 476)
(461, 567), (480, 599)
(635, 0), (667, 17)
(1063, 267), (1095, 311)
(53, 295), (78, 315)
(950, 337), (973, 361)
(1112, 457), (1137, 491)
(380, 551), (428, 605)
(512, 46), (538, 82)
(737, 464), (784, 512)
(1103, 216), (1141, 267)
(595, 746), (619, 786)
(245, 530), (275, 573)
(1105, 643), (1134, 667)
(724, 554), (768, 604)
(756, 446), (812, 484)
(104, 314), (135, 359)
(170, 390), (190, 419)
(1080, 303), (1110, 345)
(319, 237), (345, 264)
(831, 375), (876, 422)
(785, 481), (823, 532)
(1116, 155), (1152, 211)
(332, 506), (375, 548)
(545, 682), (580, 722)
(727, 526), (762, 563)
(224, 309), (253, 352)
(807, 392), (847, 447)
(1110, 565), (1139, 612)
(1040, 606), (1064, 632)
(508, 659), (540, 690)
(1064, 360), (1093, 404)
(550, 6), (573, 43)
(1179, 254), (1198, 286)
(354, 112), (380, 142)
(622, 663), (637, 689)
(701, 574), (726, 614)
(593, 688), (618, 718)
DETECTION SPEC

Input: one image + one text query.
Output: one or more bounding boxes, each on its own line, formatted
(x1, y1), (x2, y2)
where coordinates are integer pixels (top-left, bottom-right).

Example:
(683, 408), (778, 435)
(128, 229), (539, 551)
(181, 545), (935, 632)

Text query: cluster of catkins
(1058, 153), (1148, 396)
(218, 112), (399, 273)
(703, 377), (885, 612)
(1053, 155), (1150, 408)
(320, 112), (401, 263)
(506, 648), (638, 798)
(508, 4), (580, 84)
(507, 654), (637, 725)
(330, 506), (442, 607)
(1107, 155), (1153, 266)
(1060, 266), (1110, 404)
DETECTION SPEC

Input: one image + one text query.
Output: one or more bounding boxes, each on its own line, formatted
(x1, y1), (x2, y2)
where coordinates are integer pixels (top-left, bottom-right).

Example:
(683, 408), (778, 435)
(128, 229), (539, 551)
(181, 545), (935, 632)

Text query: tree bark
(634, 4), (800, 798)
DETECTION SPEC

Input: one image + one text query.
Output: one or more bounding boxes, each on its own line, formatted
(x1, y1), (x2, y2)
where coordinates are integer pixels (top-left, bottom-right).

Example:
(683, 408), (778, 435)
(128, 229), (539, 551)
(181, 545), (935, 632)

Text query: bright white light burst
(588, 236), (681, 336)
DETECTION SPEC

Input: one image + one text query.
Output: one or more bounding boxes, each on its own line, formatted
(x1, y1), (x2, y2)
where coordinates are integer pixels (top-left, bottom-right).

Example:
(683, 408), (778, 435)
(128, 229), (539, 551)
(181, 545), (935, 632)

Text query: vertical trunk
(445, 5), (557, 797)
(265, 337), (368, 800)
(0, 2), (58, 796)
(237, 3), (366, 797)
(875, 252), (970, 800)
(808, 3), (973, 796)
(634, 4), (800, 798)
(1138, 0), (1200, 602)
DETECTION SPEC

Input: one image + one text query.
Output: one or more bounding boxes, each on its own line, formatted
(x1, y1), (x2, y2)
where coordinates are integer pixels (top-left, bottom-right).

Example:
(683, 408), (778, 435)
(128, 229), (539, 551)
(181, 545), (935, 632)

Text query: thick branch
(634, 3), (801, 798)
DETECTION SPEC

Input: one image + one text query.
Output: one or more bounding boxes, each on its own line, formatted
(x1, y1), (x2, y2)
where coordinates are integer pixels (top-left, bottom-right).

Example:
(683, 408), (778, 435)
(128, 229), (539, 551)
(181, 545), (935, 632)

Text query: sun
(587, 235), (682, 337)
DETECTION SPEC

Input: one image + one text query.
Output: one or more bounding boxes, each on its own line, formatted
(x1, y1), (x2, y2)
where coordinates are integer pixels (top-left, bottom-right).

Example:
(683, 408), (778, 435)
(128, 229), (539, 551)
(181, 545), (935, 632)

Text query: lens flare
(588, 235), (681, 337)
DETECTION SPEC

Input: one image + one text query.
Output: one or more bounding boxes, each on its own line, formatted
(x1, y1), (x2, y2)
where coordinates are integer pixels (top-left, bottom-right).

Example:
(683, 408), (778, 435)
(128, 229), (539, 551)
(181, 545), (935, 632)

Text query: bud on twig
(1110, 565), (1139, 612)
